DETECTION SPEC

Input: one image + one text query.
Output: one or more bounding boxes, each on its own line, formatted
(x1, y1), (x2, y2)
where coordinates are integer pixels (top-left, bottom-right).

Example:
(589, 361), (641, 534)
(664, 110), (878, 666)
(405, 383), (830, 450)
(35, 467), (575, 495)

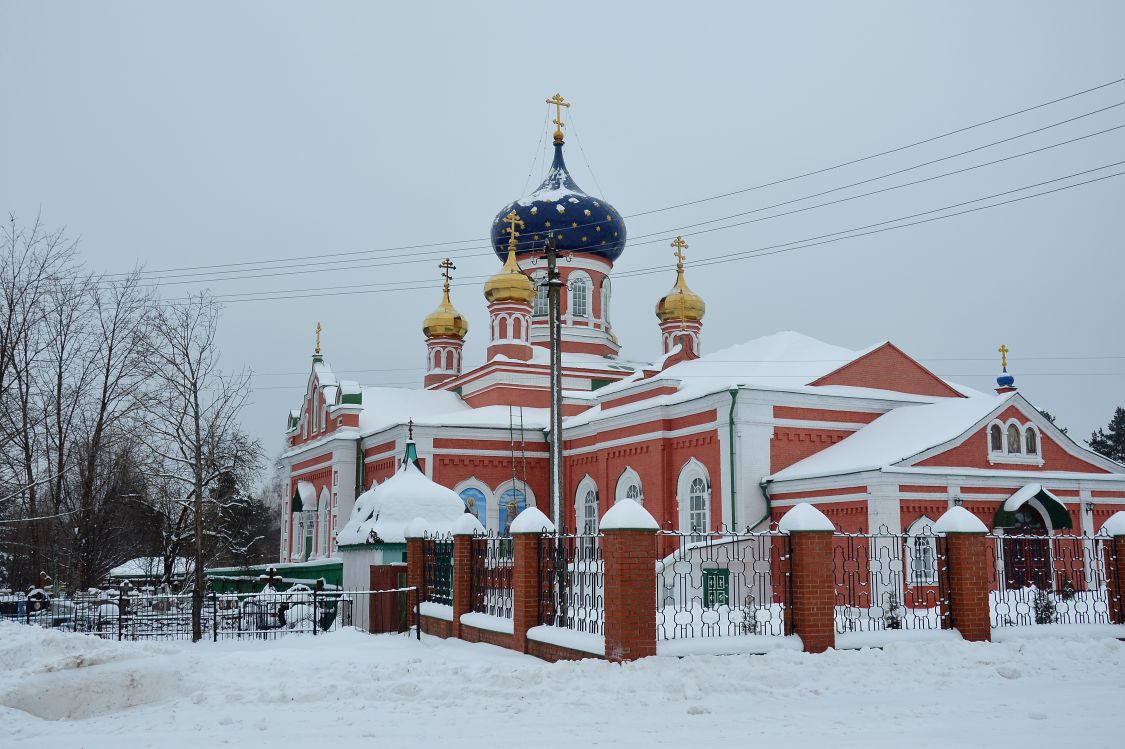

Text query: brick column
(1108, 535), (1125, 625)
(406, 536), (425, 626)
(512, 533), (541, 652)
(451, 532), (473, 639)
(788, 530), (836, 653)
(944, 532), (993, 642)
(602, 527), (657, 662)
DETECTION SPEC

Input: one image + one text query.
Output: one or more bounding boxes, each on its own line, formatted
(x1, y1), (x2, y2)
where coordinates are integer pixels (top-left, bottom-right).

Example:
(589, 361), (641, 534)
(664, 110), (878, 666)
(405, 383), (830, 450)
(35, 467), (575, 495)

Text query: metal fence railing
(538, 533), (603, 635)
(422, 534), (454, 606)
(988, 533), (1114, 628)
(832, 529), (951, 634)
(470, 533), (513, 620)
(1, 586), (421, 640)
(656, 530), (791, 640)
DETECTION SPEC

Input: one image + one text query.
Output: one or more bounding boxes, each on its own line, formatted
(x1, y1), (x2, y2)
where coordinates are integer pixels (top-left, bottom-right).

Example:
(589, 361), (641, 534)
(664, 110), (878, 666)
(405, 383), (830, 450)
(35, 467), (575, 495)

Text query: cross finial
(998, 344), (1009, 371)
(546, 92), (571, 144)
(671, 236), (688, 270)
(315, 322), (322, 355)
(502, 210), (525, 249)
(438, 258), (456, 291)
(407, 418), (414, 441)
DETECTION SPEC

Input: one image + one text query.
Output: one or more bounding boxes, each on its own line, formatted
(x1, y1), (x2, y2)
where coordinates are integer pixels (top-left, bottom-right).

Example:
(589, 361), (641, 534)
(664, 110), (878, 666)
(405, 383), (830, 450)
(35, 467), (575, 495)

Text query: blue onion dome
(490, 142), (626, 263)
(997, 372), (1015, 388)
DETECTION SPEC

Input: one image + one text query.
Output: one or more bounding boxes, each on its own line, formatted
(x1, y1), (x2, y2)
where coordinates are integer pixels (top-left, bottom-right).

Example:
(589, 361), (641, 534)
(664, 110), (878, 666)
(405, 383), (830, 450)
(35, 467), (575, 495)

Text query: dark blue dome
(997, 372), (1015, 388)
(491, 143), (626, 263)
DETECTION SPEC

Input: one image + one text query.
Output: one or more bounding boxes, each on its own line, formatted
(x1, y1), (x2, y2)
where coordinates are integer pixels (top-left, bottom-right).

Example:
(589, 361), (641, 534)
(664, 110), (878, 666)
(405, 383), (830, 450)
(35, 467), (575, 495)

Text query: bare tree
(142, 292), (261, 641)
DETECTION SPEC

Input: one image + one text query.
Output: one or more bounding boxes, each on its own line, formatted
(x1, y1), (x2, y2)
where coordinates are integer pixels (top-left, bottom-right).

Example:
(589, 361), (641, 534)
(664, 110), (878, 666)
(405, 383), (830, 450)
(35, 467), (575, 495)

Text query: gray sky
(3, 1), (1123, 457)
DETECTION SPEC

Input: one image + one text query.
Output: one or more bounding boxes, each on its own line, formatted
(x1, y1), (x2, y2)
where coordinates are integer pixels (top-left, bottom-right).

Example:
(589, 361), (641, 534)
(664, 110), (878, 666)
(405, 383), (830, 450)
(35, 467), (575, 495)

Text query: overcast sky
(2, 1), (1123, 457)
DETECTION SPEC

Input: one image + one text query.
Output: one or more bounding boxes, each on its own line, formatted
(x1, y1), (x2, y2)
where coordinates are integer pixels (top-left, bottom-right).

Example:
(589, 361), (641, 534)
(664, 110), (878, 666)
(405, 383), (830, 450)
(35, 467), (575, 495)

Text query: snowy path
(1, 621), (1122, 748)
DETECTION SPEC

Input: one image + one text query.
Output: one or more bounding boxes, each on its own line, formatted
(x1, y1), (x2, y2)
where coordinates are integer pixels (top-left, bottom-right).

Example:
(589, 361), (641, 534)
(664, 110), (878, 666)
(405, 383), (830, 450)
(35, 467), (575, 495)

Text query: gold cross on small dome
(998, 343), (1009, 370)
(671, 236), (688, 268)
(546, 92), (571, 144)
(315, 322), (322, 355)
(502, 210), (525, 244)
(439, 258), (456, 289)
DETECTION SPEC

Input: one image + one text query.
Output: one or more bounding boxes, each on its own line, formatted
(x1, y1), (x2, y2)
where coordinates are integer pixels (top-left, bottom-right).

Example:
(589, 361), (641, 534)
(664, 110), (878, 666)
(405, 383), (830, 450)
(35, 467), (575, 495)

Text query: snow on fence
(655, 530), (791, 639)
(470, 533), (513, 620)
(537, 532), (604, 635)
(422, 534), (454, 606)
(832, 529), (951, 634)
(987, 533), (1115, 628)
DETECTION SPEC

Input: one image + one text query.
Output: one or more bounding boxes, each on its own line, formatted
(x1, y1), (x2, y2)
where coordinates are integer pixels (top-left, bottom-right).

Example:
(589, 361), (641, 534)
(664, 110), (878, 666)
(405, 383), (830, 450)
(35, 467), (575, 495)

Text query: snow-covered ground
(1, 621), (1122, 748)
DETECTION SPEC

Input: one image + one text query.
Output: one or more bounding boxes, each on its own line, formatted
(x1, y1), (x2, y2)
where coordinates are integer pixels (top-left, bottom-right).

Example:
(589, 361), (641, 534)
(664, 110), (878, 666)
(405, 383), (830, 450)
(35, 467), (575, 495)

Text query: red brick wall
(945, 534), (993, 642)
(458, 623), (517, 650)
(420, 615), (452, 638)
(602, 529), (657, 661)
(809, 342), (964, 398)
(789, 531), (836, 653)
(774, 406), (882, 424)
(770, 428), (849, 473)
(526, 639), (602, 662)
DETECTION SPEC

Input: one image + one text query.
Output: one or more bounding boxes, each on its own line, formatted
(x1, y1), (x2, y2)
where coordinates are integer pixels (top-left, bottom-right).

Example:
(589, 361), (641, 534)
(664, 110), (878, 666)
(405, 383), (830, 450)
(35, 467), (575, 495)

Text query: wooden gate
(368, 565), (408, 634)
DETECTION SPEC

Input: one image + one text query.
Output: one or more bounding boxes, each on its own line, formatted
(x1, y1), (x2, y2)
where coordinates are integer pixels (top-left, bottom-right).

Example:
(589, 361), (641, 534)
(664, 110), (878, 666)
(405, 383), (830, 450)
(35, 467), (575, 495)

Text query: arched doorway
(1003, 506), (1050, 590)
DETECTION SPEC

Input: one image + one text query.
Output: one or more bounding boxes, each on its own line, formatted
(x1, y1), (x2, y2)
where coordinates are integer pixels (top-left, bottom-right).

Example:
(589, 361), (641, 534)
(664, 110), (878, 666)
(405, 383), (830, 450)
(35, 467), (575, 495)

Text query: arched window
(583, 490), (599, 534)
(512, 316), (522, 340)
(1025, 427), (1038, 455)
(1007, 424), (1021, 454)
(601, 278), (611, 326)
(459, 487), (487, 527)
(498, 316), (508, 340)
(990, 424), (1003, 452)
(570, 273), (590, 318)
(533, 273), (548, 317)
(677, 460), (710, 541)
(615, 468), (643, 506)
(317, 488), (331, 557)
(905, 516), (938, 586)
(499, 487), (527, 535)
(688, 478), (708, 540)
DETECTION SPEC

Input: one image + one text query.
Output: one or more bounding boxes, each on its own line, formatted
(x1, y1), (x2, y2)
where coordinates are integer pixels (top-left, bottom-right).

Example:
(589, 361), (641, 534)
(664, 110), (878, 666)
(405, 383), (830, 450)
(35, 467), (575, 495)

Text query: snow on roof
(109, 557), (191, 578)
(778, 503), (835, 532)
(312, 359), (338, 388)
(509, 507), (556, 534)
(356, 387), (470, 434)
(336, 460), (466, 545)
(934, 506), (988, 534)
(769, 394), (1011, 482)
(599, 499), (659, 530)
(1102, 511), (1125, 536)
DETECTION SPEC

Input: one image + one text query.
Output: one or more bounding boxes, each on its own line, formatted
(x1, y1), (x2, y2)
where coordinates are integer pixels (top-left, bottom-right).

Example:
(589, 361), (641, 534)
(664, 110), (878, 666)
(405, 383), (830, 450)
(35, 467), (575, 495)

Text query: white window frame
(575, 475), (600, 536)
(569, 271), (591, 319)
(905, 516), (938, 586)
(676, 459), (711, 541)
(532, 272), (548, 317)
(985, 418), (1045, 466)
(614, 467), (643, 506)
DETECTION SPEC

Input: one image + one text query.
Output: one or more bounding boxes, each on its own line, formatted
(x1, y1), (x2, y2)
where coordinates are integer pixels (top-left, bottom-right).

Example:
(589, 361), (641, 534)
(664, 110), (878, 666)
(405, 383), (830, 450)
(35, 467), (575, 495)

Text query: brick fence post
(779, 503), (837, 654)
(404, 518), (427, 629)
(1102, 512), (1125, 624)
(601, 500), (658, 662)
(935, 506), (992, 642)
(510, 508), (556, 653)
(451, 514), (485, 639)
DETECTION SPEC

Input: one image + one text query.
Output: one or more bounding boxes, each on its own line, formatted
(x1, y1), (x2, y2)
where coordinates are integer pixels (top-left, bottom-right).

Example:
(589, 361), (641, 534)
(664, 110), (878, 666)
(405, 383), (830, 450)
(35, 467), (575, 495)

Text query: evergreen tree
(1089, 407), (1125, 463)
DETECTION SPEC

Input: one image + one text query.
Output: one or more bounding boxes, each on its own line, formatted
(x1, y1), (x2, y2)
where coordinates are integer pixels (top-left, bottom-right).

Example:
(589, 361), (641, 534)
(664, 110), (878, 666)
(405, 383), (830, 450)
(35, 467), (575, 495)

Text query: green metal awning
(993, 483), (1073, 530)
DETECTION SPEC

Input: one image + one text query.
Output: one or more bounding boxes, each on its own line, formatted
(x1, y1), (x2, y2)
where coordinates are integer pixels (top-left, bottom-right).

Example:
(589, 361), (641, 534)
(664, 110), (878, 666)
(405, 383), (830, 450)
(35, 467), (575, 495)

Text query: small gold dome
(484, 242), (534, 305)
(422, 286), (469, 339)
(656, 266), (705, 324)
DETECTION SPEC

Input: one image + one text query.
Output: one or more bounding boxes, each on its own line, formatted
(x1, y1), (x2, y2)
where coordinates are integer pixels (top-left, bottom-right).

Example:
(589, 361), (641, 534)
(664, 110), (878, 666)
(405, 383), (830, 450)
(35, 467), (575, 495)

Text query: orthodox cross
(998, 344), (1009, 371)
(502, 210), (525, 246)
(439, 258), (456, 291)
(671, 236), (688, 270)
(546, 92), (570, 143)
(315, 322), (322, 355)
(407, 418), (414, 441)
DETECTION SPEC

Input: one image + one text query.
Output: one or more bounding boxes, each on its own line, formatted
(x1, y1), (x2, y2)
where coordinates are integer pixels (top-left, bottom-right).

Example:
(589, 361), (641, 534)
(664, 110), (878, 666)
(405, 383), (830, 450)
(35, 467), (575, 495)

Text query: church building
(279, 97), (1125, 569)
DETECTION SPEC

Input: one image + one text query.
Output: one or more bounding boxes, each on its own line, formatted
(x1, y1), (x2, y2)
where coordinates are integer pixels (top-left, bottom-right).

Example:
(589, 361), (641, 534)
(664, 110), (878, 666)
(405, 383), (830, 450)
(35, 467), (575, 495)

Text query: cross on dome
(314, 321), (322, 355)
(546, 92), (570, 144)
(999, 343), (1010, 371)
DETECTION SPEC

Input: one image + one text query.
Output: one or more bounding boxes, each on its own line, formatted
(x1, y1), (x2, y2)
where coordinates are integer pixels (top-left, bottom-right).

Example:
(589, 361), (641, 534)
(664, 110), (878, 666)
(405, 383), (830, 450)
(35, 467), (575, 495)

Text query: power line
(93, 78), (1125, 282)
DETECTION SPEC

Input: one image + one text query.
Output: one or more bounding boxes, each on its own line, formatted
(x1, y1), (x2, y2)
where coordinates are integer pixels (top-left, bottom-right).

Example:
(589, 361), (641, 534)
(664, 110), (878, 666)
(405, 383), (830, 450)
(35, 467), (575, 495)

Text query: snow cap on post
(1101, 511), (1125, 537)
(405, 517), (430, 539)
(453, 513), (485, 536)
(934, 506), (989, 534)
(509, 507), (556, 534)
(778, 503), (835, 533)
(600, 498), (659, 531)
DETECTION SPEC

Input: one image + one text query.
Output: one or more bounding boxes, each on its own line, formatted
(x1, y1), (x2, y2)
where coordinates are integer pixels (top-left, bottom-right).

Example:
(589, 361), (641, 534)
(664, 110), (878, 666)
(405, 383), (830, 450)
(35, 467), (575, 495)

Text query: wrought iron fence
(988, 533), (1113, 628)
(470, 532), (513, 620)
(656, 530), (791, 639)
(422, 534), (454, 606)
(832, 529), (951, 634)
(2, 587), (420, 640)
(537, 532), (603, 634)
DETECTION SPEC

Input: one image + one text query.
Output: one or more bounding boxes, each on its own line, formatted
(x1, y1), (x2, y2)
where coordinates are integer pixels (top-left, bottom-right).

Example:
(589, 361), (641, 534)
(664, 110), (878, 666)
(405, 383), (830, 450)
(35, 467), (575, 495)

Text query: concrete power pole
(546, 237), (565, 531)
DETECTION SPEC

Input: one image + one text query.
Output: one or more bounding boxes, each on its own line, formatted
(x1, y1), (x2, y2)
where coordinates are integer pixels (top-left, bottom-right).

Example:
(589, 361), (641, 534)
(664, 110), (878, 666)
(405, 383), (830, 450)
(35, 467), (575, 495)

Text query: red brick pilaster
(602, 528), (657, 662)
(512, 533), (541, 653)
(405, 536), (425, 628)
(451, 533), (472, 638)
(1108, 536), (1125, 625)
(788, 530), (835, 653)
(945, 533), (992, 642)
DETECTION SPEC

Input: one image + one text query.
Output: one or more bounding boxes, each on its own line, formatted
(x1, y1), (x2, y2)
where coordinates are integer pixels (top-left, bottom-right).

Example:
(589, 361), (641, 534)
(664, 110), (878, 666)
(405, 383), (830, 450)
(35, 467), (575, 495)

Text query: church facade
(278, 101), (1125, 567)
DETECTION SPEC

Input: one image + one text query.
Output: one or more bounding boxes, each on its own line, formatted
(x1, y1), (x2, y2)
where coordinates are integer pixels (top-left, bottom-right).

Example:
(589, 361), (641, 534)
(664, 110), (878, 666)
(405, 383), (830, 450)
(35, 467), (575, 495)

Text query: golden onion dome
(484, 240), (535, 305)
(656, 259), (705, 324)
(422, 284), (469, 339)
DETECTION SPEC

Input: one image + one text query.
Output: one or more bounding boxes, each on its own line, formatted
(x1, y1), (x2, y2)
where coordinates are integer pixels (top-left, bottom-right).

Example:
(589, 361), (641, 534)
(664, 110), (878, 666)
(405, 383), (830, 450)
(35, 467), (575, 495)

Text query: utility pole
(546, 236), (565, 531)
